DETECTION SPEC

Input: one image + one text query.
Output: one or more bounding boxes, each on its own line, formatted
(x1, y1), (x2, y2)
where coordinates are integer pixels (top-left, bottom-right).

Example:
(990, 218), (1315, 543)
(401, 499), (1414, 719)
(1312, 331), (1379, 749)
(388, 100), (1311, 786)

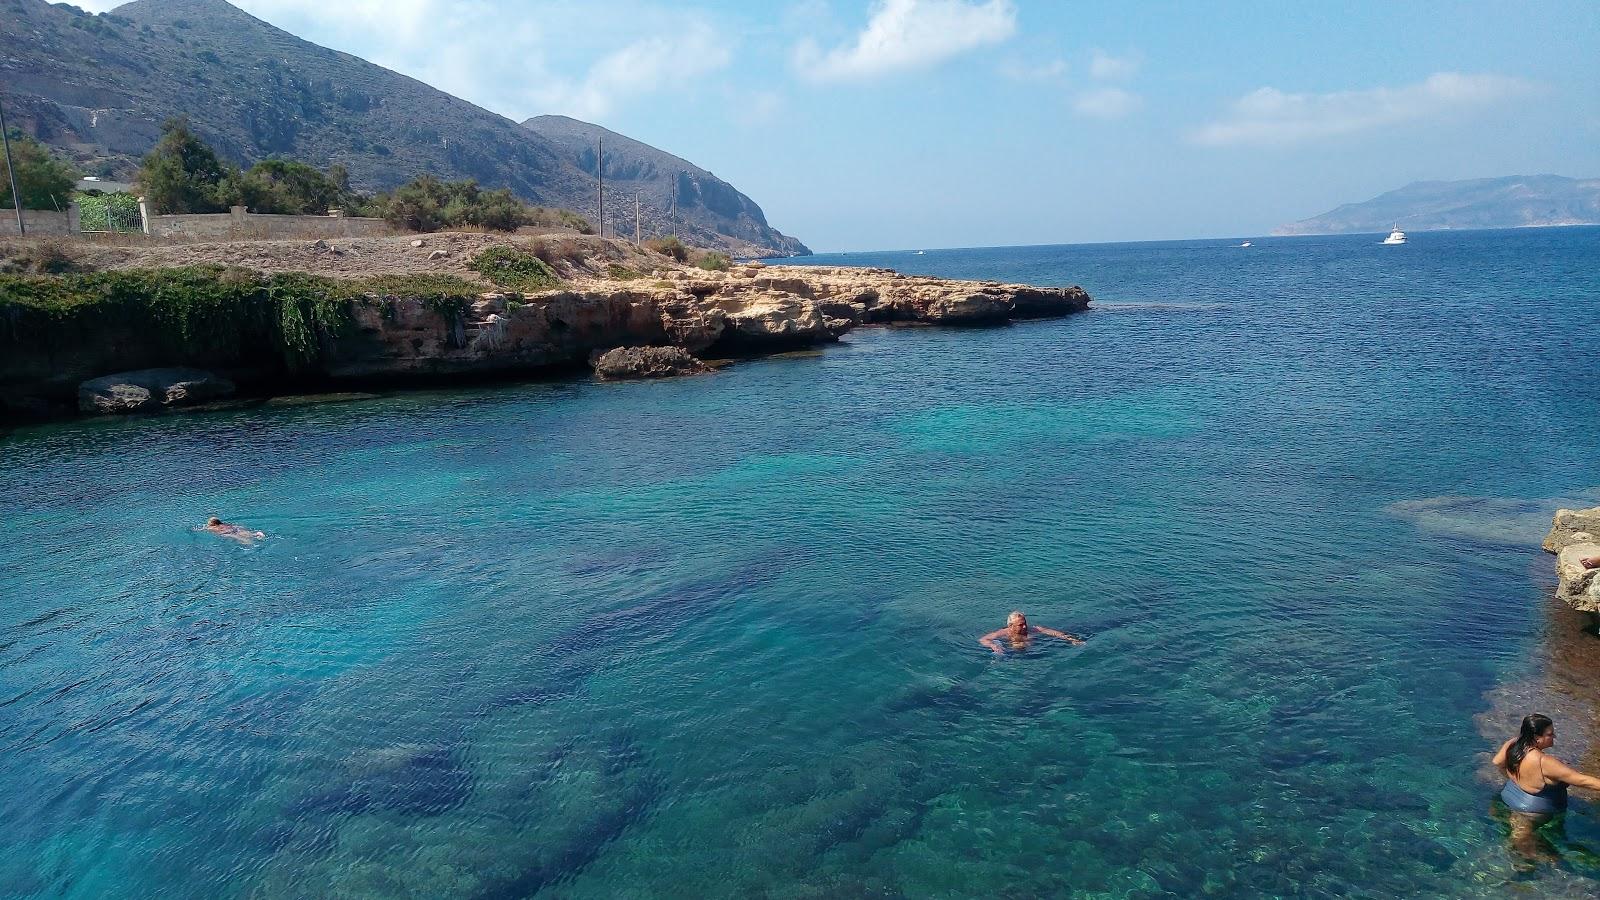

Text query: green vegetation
(0, 129), (78, 211)
(695, 251), (731, 271)
(468, 246), (561, 291)
(137, 119), (235, 213)
(645, 236), (688, 262)
(0, 267), (484, 370)
(370, 176), (592, 234)
(606, 264), (642, 281)
(75, 192), (142, 233)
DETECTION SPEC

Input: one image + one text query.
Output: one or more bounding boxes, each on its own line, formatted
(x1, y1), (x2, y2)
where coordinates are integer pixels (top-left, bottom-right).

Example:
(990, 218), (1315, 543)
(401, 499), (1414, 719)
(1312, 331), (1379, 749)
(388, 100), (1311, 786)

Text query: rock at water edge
(591, 346), (711, 381)
(78, 368), (236, 414)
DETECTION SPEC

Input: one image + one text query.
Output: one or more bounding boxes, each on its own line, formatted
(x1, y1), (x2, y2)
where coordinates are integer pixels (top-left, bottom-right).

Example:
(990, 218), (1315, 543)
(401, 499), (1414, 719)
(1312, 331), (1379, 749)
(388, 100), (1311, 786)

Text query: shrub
(229, 159), (347, 215)
(468, 246), (561, 291)
(606, 264), (641, 281)
(695, 251), (731, 271)
(645, 236), (688, 262)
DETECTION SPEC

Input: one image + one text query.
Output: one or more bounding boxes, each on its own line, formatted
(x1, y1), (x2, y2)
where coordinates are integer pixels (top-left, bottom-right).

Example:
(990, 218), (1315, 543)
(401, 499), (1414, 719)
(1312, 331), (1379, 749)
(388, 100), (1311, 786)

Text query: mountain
(1275, 175), (1600, 236)
(523, 116), (809, 257)
(0, 0), (808, 255)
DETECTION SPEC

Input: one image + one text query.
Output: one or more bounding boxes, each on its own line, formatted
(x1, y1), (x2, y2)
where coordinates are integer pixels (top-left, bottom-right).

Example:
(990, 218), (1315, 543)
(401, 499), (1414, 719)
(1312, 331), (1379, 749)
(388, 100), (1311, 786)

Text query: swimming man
(979, 611), (1084, 655)
(202, 517), (265, 544)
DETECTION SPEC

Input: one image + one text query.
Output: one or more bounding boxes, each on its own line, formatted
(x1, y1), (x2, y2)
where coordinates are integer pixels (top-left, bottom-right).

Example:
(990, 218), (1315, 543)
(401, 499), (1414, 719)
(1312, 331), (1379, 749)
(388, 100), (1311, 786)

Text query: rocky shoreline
(1544, 507), (1600, 615)
(0, 252), (1091, 421)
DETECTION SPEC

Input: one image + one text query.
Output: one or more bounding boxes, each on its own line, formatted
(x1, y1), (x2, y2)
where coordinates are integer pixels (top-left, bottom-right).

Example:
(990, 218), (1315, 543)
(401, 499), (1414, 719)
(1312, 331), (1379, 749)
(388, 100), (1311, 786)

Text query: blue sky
(82, 0), (1600, 249)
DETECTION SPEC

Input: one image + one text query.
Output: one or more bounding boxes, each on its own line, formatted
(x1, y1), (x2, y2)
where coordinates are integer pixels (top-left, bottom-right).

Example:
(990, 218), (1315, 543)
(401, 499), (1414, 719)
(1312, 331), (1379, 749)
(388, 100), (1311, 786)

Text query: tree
(137, 118), (234, 214)
(231, 159), (343, 215)
(0, 129), (78, 211)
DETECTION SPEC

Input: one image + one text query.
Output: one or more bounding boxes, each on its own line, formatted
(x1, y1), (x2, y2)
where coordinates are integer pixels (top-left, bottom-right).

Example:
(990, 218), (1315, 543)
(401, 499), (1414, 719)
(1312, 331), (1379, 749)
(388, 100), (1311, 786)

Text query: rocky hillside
(1276, 175), (1600, 235)
(525, 116), (810, 257)
(0, 0), (808, 255)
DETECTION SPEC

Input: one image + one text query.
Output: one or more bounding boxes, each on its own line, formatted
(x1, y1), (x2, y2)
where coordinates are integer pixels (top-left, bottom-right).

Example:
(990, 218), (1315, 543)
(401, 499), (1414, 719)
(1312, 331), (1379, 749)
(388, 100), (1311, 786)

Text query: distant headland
(1274, 175), (1600, 236)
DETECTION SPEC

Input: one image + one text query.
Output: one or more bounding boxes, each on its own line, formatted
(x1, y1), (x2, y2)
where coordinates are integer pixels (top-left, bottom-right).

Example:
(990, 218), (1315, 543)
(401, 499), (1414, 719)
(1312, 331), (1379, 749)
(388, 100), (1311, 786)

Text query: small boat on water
(915, 250), (925, 255)
(1239, 241), (1252, 248)
(1382, 227), (1407, 245)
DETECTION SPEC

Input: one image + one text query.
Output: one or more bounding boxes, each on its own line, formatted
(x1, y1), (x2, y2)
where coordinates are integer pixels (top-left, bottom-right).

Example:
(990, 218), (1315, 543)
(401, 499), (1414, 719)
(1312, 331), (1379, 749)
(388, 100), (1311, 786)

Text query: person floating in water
(202, 516), (265, 545)
(979, 611), (1084, 656)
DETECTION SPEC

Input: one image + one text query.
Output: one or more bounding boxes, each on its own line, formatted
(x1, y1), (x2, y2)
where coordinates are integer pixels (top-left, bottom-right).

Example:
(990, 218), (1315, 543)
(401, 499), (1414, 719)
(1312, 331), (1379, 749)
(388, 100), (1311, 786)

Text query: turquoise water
(3, 227), (1600, 897)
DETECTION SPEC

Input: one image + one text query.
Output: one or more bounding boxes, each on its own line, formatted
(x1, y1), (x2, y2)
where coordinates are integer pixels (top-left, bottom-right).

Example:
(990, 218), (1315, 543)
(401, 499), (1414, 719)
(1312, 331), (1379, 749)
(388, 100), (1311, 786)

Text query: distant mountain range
(1275, 175), (1600, 236)
(0, 0), (808, 255)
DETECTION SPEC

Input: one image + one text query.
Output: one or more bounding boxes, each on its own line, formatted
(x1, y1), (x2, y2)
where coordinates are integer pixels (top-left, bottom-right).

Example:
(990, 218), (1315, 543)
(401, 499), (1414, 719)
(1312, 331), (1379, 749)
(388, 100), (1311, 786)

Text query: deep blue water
(3, 227), (1600, 898)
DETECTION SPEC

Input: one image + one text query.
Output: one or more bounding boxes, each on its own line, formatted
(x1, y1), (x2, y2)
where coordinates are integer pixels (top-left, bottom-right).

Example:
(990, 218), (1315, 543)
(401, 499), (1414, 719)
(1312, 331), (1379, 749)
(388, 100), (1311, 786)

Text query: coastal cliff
(0, 235), (1090, 420)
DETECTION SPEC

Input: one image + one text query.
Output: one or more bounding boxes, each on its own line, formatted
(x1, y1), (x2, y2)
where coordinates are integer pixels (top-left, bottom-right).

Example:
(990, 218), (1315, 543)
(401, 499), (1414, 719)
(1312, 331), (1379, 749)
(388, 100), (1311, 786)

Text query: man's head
(207, 517), (222, 527)
(1007, 611), (1027, 630)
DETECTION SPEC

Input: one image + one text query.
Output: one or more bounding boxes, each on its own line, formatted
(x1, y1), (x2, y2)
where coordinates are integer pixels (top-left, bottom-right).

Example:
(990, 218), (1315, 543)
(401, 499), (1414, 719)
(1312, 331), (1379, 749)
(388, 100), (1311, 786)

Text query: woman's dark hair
(1506, 714), (1554, 775)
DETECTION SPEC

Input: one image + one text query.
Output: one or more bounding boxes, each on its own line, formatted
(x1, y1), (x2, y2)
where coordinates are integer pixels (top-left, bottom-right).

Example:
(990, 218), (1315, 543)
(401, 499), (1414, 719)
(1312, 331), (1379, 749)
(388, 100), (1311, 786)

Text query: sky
(76, 0), (1600, 250)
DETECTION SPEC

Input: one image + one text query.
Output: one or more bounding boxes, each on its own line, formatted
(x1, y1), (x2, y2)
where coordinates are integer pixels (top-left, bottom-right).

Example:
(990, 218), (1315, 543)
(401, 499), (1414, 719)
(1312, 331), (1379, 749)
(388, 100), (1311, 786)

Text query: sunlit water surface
(3, 228), (1600, 897)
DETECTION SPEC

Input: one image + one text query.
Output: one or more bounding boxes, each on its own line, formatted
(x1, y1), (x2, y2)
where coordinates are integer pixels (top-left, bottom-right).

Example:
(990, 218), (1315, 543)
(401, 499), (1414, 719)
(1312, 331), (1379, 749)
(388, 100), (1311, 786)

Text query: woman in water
(1494, 714), (1600, 820)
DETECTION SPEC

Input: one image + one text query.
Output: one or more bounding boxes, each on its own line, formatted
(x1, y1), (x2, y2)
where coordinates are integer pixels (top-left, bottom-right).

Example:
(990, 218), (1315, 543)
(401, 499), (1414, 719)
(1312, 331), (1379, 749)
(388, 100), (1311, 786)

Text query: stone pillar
(137, 196), (151, 235)
(67, 202), (81, 234)
(230, 205), (248, 221)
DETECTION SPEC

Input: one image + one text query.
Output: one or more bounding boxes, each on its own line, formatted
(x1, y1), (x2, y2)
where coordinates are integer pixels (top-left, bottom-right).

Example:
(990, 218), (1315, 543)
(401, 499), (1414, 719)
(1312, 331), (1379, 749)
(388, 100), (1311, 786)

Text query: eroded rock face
(78, 368), (236, 414)
(591, 346), (711, 381)
(1544, 508), (1600, 613)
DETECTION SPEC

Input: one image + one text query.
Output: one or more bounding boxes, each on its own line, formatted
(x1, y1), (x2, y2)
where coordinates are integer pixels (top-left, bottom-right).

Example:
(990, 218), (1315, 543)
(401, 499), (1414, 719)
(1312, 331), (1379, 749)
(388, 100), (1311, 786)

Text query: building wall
(141, 206), (392, 240)
(0, 207), (79, 236)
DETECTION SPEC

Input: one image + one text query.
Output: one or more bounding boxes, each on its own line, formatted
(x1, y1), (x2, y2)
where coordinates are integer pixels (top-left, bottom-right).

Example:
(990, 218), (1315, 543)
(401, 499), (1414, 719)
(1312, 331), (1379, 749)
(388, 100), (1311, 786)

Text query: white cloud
(795, 0), (1017, 82)
(1190, 72), (1534, 147)
(998, 58), (1068, 82)
(1088, 48), (1139, 81)
(535, 24), (733, 119)
(1073, 86), (1140, 118)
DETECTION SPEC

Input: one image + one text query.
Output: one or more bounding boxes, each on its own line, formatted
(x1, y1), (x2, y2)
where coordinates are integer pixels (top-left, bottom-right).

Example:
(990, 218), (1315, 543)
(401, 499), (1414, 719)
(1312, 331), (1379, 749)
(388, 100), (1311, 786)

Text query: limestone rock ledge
(1543, 508), (1600, 612)
(78, 368), (236, 414)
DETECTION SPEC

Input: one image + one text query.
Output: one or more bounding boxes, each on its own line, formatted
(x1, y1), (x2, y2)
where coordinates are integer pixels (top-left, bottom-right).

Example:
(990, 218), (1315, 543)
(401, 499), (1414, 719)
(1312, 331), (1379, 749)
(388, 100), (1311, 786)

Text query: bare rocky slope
(0, 233), (1090, 420)
(0, 0), (807, 256)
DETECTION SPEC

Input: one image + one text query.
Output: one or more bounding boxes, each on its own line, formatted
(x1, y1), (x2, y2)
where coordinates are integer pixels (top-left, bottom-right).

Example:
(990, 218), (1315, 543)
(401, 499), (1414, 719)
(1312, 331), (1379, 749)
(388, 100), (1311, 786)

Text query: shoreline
(0, 233), (1091, 423)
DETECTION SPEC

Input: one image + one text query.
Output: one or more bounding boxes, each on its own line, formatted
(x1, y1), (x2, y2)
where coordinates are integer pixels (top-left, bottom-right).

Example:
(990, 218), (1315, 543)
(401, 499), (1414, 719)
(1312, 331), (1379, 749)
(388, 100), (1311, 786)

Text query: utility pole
(596, 136), (604, 240)
(670, 172), (678, 239)
(634, 192), (641, 246)
(0, 86), (25, 235)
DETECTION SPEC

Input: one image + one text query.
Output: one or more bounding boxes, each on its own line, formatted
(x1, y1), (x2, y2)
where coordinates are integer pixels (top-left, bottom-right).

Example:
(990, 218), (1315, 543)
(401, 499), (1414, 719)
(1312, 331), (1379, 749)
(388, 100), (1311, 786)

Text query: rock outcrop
(5, 262), (1091, 419)
(591, 346), (710, 381)
(78, 368), (235, 414)
(1544, 508), (1600, 613)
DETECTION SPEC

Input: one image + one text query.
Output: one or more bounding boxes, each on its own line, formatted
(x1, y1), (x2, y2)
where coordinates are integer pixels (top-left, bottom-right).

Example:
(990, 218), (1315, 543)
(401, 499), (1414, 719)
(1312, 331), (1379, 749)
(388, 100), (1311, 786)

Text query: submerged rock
(1544, 508), (1600, 613)
(77, 368), (235, 415)
(591, 346), (711, 380)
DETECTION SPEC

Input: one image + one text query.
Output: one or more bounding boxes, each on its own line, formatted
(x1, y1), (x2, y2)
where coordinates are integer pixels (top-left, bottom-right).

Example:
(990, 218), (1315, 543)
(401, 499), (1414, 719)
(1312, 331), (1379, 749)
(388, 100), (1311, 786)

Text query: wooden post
(596, 136), (604, 239)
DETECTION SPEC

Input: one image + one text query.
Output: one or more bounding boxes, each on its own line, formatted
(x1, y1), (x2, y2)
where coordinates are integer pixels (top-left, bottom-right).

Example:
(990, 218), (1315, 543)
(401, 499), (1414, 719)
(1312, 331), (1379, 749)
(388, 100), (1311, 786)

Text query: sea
(2, 227), (1598, 898)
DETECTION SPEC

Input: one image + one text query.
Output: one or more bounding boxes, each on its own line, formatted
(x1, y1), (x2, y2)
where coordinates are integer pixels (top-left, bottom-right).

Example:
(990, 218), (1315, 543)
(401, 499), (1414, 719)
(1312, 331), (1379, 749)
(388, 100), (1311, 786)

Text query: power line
(0, 85), (25, 235)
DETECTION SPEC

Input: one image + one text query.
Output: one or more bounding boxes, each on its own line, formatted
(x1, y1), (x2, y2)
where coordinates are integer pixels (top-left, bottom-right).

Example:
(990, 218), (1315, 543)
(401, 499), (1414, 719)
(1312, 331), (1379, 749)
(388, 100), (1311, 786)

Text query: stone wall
(0, 206), (79, 236)
(141, 204), (391, 240)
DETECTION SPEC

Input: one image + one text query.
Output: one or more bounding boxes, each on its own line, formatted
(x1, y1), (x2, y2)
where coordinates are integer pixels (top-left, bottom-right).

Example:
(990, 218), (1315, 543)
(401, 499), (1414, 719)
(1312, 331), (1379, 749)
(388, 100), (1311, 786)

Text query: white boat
(915, 250), (925, 255)
(1239, 241), (1252, 248)
(1382, 227), (1406, 245)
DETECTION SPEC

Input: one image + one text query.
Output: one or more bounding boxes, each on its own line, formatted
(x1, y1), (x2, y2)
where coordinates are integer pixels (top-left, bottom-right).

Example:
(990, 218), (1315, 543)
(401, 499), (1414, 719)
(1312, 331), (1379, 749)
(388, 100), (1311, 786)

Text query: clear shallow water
(3, 228), (1599, 898)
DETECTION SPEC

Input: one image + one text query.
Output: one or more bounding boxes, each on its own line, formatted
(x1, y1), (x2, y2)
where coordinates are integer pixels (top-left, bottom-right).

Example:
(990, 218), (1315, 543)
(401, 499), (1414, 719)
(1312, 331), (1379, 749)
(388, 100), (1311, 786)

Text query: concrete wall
(141, 205), (391, 240)
(0, 206), (80, 236)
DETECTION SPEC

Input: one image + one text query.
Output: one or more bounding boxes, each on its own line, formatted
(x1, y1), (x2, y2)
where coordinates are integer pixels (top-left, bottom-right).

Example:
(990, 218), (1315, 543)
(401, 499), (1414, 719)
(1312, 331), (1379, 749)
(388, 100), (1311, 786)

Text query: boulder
(1543, 508), (1600, 613)
(714, 294), (833, 350)
(78, 368), (236, 415)
(591, 346), (710, 381)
